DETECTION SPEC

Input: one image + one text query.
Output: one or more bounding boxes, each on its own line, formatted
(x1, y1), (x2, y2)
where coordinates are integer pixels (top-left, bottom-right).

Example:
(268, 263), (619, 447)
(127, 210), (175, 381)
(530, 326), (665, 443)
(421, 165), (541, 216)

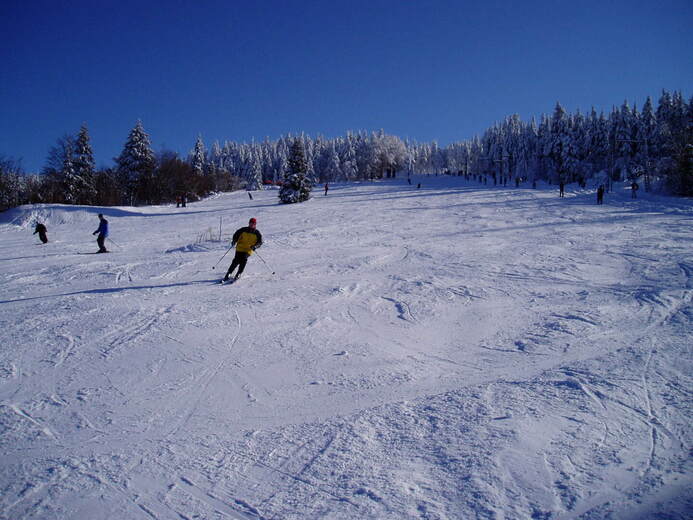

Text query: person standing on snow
(324, 183), (329, 196)
(597, 185), (605, 205)
(223, 217), (263, 282)
(93, 213), (109, 253)
(631, 181), (639, 199)
(33, 221), (48, 243)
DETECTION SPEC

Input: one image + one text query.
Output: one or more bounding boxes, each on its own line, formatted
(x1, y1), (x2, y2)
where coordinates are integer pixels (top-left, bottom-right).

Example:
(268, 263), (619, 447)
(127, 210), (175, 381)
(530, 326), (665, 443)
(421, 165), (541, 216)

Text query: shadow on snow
(0, 279), (220, 305)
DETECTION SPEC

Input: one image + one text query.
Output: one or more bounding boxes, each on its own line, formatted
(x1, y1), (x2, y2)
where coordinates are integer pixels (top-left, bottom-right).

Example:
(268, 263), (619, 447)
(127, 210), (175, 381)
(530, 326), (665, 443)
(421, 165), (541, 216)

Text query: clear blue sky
(1, 0), (691, 173)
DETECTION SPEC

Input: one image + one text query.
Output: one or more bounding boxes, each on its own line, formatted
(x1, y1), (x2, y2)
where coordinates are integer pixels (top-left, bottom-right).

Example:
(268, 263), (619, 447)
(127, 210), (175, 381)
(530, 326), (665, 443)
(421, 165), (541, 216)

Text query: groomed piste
(0, 176), (691, 519)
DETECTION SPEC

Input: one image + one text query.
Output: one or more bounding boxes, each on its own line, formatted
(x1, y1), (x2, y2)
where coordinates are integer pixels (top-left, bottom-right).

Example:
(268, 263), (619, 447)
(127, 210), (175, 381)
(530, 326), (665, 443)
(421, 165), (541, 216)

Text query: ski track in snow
(0, 178), (691, 519)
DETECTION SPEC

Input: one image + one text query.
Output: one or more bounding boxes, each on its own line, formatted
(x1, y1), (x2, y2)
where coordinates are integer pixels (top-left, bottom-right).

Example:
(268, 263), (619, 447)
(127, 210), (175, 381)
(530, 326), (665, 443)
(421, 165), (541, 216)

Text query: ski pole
(212, 244), (234, 270)
(107, 237), (121, 248)
(254, 251), (275, 275)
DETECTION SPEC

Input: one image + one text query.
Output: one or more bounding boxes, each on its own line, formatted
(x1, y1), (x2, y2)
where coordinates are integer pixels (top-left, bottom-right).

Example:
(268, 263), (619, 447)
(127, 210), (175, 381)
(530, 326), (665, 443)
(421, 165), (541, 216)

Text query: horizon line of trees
(1, 89), (691, 211)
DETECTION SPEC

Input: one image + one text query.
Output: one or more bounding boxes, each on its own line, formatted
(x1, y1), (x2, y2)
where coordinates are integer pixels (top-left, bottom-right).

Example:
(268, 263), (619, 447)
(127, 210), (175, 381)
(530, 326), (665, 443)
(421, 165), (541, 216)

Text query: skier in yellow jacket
(223, 217), (263, 282)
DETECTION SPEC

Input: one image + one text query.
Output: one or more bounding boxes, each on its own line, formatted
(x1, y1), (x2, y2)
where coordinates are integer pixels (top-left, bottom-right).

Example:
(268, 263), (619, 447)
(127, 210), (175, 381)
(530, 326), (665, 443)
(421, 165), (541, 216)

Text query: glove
(93, 231), (97, 235)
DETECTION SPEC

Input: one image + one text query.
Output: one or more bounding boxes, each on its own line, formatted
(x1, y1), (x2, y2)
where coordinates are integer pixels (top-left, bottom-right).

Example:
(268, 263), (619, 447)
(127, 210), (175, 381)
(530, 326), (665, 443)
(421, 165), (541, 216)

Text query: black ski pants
(97, 234), (107, 252)
(226, 251), (250, 278)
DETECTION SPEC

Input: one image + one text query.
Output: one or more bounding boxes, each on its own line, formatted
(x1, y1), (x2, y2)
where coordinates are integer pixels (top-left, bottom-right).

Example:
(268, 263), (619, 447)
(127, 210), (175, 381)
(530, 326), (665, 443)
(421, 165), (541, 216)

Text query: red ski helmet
(249, 217), (257, 225)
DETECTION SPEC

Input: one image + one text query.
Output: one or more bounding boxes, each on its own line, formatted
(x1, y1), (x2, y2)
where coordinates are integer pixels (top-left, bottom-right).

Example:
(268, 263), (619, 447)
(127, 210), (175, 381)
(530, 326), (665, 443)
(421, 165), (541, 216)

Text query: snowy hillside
(0, 176), (691, 519)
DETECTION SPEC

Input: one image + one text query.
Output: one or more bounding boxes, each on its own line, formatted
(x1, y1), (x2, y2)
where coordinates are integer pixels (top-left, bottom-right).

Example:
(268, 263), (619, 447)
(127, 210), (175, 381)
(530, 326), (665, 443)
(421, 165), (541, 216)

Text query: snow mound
(0, 204), (139, 229)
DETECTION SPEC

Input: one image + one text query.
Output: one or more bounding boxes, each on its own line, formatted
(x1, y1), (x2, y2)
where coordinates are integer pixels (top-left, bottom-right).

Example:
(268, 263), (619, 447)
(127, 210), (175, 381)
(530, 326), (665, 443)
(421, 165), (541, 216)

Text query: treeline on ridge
(1, 89), (690, 211)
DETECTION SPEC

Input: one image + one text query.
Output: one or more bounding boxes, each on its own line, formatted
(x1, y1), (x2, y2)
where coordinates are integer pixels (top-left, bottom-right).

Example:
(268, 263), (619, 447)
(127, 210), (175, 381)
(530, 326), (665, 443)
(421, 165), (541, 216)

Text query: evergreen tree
(246, 149), (264, 191)
(639, 97), (657, 160)
(0, 156), (26, 211)
(615, 100), (635, 176)
(116, 121), (156, 205)
(537, 114), (552, 179)
(322, 142), (341, 181)
(592, 110), (610, 176)
(191, 135), (206, 176)
(656, 90), (674, 160)
(60, 142), (79, 204)
(549, 102), (570, 182)
(667, 92), (693, 195)
(73, 124), (97, 204)
(340, 134), (358, 180)
(569, 110), (587, 179)
(279, 138), (312, 203)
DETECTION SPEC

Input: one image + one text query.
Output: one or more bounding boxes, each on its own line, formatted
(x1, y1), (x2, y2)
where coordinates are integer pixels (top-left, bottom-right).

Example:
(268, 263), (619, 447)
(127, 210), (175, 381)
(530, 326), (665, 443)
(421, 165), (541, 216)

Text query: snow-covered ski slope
(1, 176), (691, 519)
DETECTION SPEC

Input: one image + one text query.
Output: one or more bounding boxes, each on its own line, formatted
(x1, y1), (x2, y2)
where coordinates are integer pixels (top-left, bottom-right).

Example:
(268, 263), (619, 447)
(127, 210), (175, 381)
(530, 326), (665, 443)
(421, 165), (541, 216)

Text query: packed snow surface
(0, 176), (691, 519)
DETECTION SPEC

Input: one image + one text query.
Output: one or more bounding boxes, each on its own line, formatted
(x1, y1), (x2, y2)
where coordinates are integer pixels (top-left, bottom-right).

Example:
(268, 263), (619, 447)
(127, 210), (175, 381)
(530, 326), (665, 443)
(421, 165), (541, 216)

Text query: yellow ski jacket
(232, 226), (263, 254)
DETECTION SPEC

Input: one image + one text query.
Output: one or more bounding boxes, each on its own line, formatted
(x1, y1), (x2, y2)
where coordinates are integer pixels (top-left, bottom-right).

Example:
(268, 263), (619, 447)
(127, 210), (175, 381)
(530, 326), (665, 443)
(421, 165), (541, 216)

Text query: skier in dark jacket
(597, 185), (605, 204)
(33, 222), (48, 243)
(93, 213), (109, 253)
(223, 217), (263, 282)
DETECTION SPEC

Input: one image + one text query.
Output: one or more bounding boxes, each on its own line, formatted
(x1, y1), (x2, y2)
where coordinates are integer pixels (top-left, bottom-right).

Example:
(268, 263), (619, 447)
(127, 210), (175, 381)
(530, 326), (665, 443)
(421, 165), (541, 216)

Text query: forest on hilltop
(1, 89), (690, 211)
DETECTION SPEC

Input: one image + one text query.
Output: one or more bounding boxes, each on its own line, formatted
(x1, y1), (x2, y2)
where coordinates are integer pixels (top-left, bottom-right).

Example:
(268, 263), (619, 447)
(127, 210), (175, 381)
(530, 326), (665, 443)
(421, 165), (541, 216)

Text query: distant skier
(223, 217), (263, 282)
(597, 185), (605, 205)
(33, 222), (48, 244)
(559, 181), (565, 198)
(631, 181), (639, 199)
(181, 193), (187, 207)
(248, 192), (253, 200)
(92, 213), (109, 253)
(324, 183), (329, 196)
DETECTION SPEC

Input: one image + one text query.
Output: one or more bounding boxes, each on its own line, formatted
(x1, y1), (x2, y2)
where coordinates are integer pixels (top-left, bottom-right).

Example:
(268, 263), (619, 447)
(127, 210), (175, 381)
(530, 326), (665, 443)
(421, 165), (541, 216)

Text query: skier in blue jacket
(93, 213), (109, 253)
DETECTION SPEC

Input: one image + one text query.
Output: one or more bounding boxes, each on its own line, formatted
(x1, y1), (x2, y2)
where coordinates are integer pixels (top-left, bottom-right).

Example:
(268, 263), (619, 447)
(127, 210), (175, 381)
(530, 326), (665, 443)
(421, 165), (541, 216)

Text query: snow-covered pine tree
(656, 90), (674, 161)
(594, 110), (611, 176)
(615, 100), (635, 177)
(273, 137), (289, 183)
(191, 135), (206, 176)
(279, 138), (312, 203)
(376, 134), (407, 178)
(323, 142), (341, 181)
(430, 140), (444, 175)
(537, 114), (552, 179)
(340, 132), (358, 180)
(73, 124), (97, 204)
(208, 141), (224, 191)
(246, 149), (264, 191)
(504, 114), (522, 178)
(274, 140), (288, 183)
(116, 121), (156, 205)
(60, 141), (79, 204)
(303, 135), (316, 183)
(549, 102), (571, 183)
(640, 97), (657, 161)
(567, 110), (586, 181)
(666, 91), (693, 195)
